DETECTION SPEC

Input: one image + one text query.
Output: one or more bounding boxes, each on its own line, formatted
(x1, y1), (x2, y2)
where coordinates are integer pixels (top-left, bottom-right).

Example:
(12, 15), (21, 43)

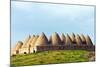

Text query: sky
(11, 1), (95, 47)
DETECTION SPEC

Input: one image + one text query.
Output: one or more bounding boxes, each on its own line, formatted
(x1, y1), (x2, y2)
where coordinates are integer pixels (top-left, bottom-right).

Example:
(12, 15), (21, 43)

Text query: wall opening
(33, 50), (35, 53)
(16, 50), (19, 54)
(24, 52), (27, 54)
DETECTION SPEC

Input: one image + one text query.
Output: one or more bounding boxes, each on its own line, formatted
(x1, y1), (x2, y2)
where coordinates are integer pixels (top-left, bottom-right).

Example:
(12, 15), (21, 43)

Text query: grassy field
(11, 50), (94, 67)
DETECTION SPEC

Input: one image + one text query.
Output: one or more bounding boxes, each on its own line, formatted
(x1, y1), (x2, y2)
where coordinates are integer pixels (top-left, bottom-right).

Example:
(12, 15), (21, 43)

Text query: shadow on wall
(11, 32), (95, 55)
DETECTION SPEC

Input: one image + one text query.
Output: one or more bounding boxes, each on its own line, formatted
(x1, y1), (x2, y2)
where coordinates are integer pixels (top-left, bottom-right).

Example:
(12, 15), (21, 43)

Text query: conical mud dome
(31, 35), (35, 43)
(65, 34), (72, 45)
(85, 35), (93, 45)
(12, 33), (95, 55)
(51, 32), (61, 46)
(26, 35), (35, 47)
(61, 33), (66, 44)
(75, 34), (82, 45)
(22, 35), (31, 48)
(70, 33), (76, 44)
(15, 41), (23, 50)
(35, 32), (48, 46)
(80, 34), (86, 44)
(31, 35), (39, 47)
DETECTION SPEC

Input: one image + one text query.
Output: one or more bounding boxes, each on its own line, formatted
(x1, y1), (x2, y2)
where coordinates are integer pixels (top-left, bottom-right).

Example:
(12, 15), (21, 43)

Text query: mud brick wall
(19, 48), (30, 54)
(36, 45), (95, 52)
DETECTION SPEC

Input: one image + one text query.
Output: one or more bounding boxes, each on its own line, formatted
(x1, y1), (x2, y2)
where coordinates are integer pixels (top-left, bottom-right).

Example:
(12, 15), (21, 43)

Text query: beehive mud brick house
(11, 32), (95, 55)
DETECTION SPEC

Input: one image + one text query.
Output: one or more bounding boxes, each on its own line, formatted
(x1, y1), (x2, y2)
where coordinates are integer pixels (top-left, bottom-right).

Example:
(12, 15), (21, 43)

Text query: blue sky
(11, 1), (95, 47)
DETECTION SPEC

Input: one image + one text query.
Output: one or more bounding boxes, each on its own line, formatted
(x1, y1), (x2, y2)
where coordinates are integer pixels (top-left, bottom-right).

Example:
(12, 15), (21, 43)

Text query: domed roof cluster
(14, 32), (93, 51)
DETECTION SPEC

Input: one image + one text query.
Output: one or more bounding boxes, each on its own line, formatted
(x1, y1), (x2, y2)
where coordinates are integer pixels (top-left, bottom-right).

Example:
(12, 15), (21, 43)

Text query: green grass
(11, 50), (92, 67)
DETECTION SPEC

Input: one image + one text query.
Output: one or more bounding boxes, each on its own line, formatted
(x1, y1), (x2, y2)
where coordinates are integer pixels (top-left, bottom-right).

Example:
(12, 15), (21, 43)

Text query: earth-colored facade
(11, 32), (95, 55)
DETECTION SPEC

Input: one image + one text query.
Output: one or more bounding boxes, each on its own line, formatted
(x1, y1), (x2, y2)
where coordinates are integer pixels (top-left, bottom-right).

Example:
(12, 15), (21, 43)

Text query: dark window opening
(24, 52), (27, 54)
(33, 50), (35, 53)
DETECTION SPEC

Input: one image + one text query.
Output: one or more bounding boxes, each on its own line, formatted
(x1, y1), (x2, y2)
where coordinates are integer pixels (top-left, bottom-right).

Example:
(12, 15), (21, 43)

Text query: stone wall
(12, 45), (95, 55)
(11, 33), (95, 55)
(35, 45), (95, 52)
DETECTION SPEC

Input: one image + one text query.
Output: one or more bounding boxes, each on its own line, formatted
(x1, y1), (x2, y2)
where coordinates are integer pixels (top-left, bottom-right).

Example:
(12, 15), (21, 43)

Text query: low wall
(12, 45), (95, 55)
(36, 45), (95, 52)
